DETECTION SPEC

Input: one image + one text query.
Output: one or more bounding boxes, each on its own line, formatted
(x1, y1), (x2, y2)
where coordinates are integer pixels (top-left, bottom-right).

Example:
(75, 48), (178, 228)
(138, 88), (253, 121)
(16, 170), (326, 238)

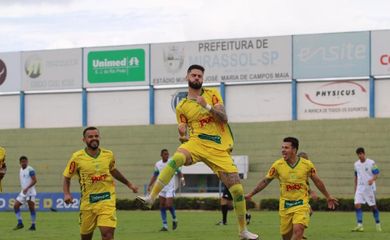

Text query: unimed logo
(0, 59), (6, 86)
(304, 81), (367, 107)
(88, 49), (145, 84)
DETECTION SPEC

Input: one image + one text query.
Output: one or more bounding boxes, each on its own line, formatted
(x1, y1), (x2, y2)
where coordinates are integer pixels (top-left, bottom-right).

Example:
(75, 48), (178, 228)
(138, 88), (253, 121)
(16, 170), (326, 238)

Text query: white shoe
(135, 195), (153, 209)
(376, 223), (382, 232)
(239, 230), (259, 240)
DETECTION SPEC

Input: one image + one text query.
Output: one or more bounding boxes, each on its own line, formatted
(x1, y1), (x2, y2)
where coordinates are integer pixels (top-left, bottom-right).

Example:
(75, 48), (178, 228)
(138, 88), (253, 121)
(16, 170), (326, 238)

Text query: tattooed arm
(245, 178), (273, 200)
(196, 95), (228, 123)
(210, 104), (228, 123)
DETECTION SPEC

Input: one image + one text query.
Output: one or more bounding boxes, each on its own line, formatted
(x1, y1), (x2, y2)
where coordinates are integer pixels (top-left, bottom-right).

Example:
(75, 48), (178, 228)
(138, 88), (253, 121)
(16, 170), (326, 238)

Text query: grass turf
(0, 210), (389, 239)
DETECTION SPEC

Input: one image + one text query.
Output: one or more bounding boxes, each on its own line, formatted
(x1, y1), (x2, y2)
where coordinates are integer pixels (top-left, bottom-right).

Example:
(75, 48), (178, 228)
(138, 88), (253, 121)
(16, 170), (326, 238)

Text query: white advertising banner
(297, 80), (369, 120)
(0, 95), (19, 129)
(21, 49), (82, 91)
(0, 52), (21, 92)
(293, 32), (370, 79)
(226, 83), (291, 122)
(371, 30), (390, 76)
(151, 36), (292, 85)
(375, 79), (390, 117)
(88, 90), (149, 126)
(25, 93), (82, 128)
(83, 45), (149, 88)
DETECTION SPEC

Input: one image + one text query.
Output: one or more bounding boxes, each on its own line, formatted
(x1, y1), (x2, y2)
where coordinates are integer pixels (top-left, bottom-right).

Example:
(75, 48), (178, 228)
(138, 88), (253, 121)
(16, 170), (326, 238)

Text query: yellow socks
(150, 152), (186, 200)
(229, 183), (247, 232)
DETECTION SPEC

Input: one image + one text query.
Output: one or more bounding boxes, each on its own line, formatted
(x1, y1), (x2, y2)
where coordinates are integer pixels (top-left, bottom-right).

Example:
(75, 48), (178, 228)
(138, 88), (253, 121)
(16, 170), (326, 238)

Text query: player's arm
(23, 172), (37, 194)
(368, 164), (380, 185)
(196, 95), (228, 123)
(368, 174), (378, 185)
(178, 123), (188, 143)
(177, 106), (189, 142)
(176, 168), (185, 186)
(147, 173), (158, 192)
(210, 103), (228, 123)
(354, 172), (357, 193)
(63, 177), (73, 204)
(178, 171), (185, 186)
(310, 173), (338, 209)
(0, 162), (5, 180)
(245, 177), (273, 200)
(0, 157), (6, 180)
(63, 157), (77, 204)
(110, 168), (138, 193)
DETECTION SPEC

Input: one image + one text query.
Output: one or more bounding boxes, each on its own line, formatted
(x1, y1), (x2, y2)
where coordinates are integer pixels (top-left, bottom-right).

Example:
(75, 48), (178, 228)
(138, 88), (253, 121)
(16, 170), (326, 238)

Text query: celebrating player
(136, 64), (259, 240)
(352, 147), (381, 232)
(63, 126), (139, 240)
(246, 137), (338, 240)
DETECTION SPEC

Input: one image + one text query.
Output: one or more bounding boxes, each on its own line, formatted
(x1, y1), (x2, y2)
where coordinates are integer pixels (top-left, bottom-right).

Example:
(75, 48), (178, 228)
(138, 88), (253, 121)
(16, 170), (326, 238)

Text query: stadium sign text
(0, 192), (80, 212)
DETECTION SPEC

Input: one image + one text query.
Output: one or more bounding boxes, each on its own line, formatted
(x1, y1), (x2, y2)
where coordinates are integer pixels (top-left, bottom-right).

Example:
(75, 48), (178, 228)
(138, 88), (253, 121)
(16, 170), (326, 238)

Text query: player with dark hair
(352, 147), (381, 232)
(137, 65), (259, 240)
(13, 156), (37, 231)
(63, 126), (139, 240)
(147, 149), (185, 231)
(246, 137), (337, 240)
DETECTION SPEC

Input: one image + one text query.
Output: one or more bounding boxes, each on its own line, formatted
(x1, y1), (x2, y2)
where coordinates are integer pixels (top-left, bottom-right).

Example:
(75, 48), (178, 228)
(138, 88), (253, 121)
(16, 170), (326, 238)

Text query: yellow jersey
(63, 148), (116, 210)
(176, 87), (234, 152)
(266, 157), (316, 213)
(0, 146), (5, 192)
(0, 146), (5, 169)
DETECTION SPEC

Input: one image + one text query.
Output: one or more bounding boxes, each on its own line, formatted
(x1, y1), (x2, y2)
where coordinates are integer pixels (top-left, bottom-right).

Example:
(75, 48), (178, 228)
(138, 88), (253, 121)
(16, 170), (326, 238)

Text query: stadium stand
(0, 118), (389, 200)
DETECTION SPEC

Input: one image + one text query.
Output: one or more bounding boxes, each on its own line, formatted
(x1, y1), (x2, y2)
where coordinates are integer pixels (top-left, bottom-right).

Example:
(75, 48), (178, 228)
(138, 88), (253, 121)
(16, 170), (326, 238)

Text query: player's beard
(188, 80), (202, 90)
(88, 140), (100, 150)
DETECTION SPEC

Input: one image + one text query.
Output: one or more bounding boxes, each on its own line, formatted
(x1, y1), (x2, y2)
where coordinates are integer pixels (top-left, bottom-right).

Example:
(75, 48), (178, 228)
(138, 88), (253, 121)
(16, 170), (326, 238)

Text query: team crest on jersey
(171, 91), (188, 113)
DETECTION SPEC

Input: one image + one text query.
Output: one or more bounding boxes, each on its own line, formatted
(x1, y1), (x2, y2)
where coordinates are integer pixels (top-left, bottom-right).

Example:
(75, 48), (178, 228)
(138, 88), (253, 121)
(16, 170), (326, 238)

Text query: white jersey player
(13, 156), (37, 231)
(147, 149), (185, 231)
(352, 147), (381, 232)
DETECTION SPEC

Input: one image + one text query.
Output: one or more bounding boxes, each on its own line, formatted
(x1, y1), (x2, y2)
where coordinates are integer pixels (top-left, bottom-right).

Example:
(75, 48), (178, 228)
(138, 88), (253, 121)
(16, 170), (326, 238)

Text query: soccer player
(13, 156), (37, 231)
(245, 137), (338, 240)
(297, 152), (318, 240)
(297, 152), (319, 213)
(352, 147), (381, 232)
(216, 183), (251, 226)
(63, 126), (139, 240)
(146, 149), (185, 231)
(136, 64), (259, 240)
(0, 146), (6, 192)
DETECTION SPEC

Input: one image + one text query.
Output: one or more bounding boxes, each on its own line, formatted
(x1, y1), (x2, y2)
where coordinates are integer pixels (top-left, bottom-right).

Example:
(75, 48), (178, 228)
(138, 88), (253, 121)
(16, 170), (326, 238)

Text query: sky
(1, 0), (390, 52)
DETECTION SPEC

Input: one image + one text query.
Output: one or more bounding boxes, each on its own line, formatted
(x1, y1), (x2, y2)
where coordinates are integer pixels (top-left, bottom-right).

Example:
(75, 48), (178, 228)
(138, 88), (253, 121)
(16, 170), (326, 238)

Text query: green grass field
(0, 210), (389, 240)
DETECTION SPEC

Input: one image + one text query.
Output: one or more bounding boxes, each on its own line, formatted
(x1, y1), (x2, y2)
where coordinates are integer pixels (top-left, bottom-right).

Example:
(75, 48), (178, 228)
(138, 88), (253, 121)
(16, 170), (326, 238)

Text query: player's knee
(228, 184), (244, 201)
(169, 152), (186, 169)
(293, 224), (305, 237)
